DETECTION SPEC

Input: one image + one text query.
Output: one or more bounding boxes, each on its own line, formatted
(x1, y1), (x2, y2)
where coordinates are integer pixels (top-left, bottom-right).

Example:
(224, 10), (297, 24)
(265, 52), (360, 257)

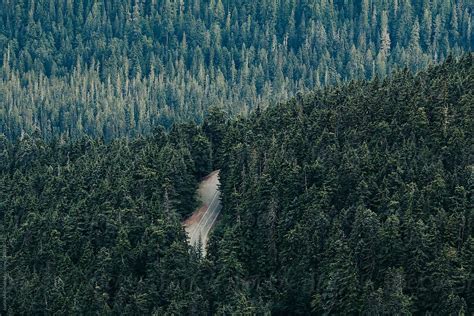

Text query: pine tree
(318, 231), (360, 315)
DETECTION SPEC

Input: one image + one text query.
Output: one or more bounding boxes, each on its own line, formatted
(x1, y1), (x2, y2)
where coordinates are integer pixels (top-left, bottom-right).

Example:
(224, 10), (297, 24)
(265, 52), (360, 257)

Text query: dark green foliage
(0, 125), (212, 314)
(0, 0), (472, 140)
(1, 55), (473, 314)
(210, 55), (474, 314)
(203, 106), (228, 169)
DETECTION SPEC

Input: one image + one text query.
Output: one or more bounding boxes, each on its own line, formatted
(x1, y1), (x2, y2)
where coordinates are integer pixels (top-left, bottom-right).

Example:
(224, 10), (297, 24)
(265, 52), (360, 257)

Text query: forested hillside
(1, 54), (472, 314)
(208, 54), (474, 314)
(1, 0), (473, 139)
(0, 125), (213, 314)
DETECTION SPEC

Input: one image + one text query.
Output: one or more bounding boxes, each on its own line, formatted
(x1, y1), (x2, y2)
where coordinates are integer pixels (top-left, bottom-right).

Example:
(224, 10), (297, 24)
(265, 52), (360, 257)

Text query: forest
(1, 54), (473, 314)
(210, 54), (473, 314)
(0, 0), (472, 139)
(0, 124), (213, 313)
(1, 0), (473, 314)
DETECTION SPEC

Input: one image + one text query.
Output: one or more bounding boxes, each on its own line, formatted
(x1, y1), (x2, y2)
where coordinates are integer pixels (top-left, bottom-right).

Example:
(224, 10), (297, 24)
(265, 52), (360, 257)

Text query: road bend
(184, 170), (221, 255)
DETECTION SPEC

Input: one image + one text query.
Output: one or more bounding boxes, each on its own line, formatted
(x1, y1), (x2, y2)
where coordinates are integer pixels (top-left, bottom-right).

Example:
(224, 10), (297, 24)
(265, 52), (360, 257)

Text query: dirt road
(183, 170), (221, 255)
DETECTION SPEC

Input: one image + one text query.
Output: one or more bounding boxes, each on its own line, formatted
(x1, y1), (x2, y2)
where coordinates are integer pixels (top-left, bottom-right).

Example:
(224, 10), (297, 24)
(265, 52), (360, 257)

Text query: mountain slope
(0, 55), (472, 315)
(209, 54), (474, 314)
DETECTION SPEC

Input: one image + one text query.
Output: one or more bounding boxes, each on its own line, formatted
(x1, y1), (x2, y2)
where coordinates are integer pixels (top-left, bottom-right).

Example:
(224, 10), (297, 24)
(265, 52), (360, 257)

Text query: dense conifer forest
(1, 0), (473, 314)
(0, 0), (473, 139)
(0, 124), (213, 313)
(1, 54), (473, 314)
(211, 54), (474, 314)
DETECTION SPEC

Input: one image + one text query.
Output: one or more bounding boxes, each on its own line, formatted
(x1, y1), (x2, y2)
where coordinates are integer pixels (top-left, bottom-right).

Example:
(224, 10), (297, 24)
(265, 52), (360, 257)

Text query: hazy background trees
(1, 0), (472, 139)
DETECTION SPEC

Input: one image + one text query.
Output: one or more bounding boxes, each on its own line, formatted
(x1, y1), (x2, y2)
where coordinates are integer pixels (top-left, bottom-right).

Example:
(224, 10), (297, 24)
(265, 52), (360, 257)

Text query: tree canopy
(0, 0), (472, 139)
(210, 54), (474, 314)
(1, 54), (473, 314)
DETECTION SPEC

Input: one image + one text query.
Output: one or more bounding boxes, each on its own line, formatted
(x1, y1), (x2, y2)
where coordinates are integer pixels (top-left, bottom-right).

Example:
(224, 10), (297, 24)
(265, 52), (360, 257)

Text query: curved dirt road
(184, 170), (221, 254)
